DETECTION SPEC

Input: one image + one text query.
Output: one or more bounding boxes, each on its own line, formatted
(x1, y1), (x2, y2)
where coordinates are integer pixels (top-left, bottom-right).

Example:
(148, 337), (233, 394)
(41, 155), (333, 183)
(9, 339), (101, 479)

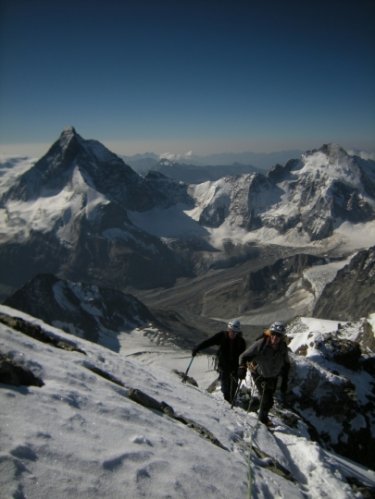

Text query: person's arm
(237, 342), (260, 378)
(192, 332), (223, 356)
(238, 341), (260, 365)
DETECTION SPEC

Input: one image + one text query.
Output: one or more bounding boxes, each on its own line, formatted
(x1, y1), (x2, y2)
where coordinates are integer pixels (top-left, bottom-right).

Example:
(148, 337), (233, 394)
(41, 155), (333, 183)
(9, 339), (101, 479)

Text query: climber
(238, 321), (290, 426)
(192, 319), (246, 403)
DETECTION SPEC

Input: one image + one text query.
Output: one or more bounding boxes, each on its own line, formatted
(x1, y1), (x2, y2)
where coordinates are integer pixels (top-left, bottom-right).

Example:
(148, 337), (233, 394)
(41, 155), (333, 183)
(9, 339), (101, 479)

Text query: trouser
(252, 373), (277, 422)
(219, 370), (238, 403)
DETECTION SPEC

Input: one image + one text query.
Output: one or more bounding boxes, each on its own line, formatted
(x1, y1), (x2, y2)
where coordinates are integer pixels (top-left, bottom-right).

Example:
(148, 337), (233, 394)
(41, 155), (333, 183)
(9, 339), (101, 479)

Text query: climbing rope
(247, 381), (266, 499)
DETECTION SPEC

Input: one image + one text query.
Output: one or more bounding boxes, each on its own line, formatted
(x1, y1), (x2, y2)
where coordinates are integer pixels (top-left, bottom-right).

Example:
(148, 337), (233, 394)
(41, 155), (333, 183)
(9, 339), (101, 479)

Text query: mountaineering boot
(259, 412), (273, 428)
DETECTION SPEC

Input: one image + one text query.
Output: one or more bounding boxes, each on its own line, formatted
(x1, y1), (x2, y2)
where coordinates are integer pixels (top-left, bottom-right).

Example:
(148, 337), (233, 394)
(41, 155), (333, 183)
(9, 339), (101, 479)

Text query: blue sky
(0, 0), (374, 157)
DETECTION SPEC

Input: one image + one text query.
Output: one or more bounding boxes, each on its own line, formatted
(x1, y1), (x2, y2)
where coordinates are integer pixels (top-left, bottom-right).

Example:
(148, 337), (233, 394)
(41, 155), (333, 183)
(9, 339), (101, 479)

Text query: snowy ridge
(1, 305), (375, 498)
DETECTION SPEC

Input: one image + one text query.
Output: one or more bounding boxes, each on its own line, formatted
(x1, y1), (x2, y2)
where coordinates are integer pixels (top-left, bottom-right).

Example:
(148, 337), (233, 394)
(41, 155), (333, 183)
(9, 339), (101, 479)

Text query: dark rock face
(241, 254), (328, 309)
(330, 180), (374, 223)
(4, 274), (160, 351)
(315, 335), (362, 369)
(314, 246), (375, 321)
(288, 349), (375, 470)
(0, 313), (86, 354)
(0, 353), (44, 387)
(286, 314), (375, 471)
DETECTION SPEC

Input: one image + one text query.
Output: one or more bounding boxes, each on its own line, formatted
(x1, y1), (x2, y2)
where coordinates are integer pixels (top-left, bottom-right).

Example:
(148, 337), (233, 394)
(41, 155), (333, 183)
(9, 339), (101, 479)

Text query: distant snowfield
(1, 305), (375, 499)
(128, 203), (208, 239)
(128, 202), (375, 258)
(207, 218), (375, 254)
(129, 185), (375, 255)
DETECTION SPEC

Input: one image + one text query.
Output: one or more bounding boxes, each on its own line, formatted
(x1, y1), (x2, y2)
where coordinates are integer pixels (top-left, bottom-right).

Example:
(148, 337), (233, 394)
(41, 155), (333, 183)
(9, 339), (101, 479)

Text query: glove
(238, 365), (247, 380)
(192, 348), (198, 357)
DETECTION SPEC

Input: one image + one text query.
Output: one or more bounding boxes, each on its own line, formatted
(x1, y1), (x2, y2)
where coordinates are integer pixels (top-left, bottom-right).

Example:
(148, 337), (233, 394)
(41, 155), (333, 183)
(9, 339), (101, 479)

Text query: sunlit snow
(1, 305), (374, 498)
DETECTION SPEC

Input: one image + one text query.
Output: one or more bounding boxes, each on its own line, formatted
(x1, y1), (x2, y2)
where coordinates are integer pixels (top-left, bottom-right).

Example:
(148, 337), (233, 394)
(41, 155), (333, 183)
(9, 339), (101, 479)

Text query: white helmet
(228, 319), (241, 333)
(269, 321), (286, 335)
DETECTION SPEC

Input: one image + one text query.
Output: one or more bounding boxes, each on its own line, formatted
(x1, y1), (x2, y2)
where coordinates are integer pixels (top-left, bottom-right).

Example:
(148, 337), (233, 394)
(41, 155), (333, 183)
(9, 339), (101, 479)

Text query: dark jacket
(239, 336), (290, 381)
(195, 331), (246, 373)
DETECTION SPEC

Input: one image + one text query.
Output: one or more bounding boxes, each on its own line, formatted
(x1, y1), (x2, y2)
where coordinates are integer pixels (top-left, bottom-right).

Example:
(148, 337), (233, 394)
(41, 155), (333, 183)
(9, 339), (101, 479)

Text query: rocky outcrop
(287, 318), (375, 470)
(314, 246), (375, 321)
(4, 274), (161, 351)
(0, 352), (44, 387)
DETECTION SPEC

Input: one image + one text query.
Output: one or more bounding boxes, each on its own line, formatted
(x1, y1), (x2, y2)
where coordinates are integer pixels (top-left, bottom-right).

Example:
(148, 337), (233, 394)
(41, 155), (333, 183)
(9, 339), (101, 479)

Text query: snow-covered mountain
(1, 305), (374, 498)
(188, 144), (375, 242)
(0, 128), (193, 296)
(3, 127), (168, 210)
(1, 129), (375, 323)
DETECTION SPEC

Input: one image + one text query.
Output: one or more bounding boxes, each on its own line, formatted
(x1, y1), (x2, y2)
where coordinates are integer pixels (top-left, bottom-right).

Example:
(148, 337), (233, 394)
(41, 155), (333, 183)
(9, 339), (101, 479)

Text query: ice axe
(182, 356), (194, 383)
(230, 379), (242, 408)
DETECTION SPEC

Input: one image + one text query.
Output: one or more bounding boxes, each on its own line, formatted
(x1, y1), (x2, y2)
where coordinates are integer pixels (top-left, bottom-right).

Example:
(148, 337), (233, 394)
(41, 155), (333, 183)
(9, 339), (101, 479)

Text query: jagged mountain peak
(52, 126), (121, 165)
(319, 142), (349, 158)
(59, 125), (78, 142)
(300, 143), (358, 181)
(2, 128), (165, 210)
(303, 143), (349, 160)
(190, 142), (375, 241)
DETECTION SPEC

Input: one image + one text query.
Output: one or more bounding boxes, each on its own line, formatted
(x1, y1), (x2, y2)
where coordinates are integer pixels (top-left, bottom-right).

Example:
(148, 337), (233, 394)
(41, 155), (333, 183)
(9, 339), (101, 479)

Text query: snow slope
(1, 305), (374, 499)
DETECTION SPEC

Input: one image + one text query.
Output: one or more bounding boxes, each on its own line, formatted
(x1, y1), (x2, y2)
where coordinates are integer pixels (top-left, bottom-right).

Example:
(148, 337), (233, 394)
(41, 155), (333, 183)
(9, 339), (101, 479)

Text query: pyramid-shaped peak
(62, 125), (77, 135)
(55, 126), (82, 151)
(59, 126), (80, 144)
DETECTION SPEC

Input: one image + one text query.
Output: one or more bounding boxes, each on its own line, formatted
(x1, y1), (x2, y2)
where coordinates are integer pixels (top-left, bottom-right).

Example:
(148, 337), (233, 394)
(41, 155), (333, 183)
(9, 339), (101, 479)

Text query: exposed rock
(285, 321), (375, 471)
(314, 246), (375, 321)
(0, 353), (44, 387)
(127, 388), (228, 451)
(226, 253), (329, 312)
(4, 274), (161, 351)
(315, 335), (362, 369)
(0, 312), (86, 354)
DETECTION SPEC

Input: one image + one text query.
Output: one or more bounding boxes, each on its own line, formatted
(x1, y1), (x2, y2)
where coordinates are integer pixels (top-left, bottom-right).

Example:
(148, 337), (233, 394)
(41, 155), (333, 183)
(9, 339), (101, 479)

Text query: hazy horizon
(1, 134), (375, 163)
(1, 1), (374, 157)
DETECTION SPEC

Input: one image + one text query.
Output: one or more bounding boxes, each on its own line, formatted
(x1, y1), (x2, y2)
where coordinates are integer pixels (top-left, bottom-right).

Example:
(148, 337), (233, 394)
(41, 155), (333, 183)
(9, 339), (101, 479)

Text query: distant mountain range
(129, 157), (261, 184)
(0, 127), (374, 323)
(122, 149), (304, 175)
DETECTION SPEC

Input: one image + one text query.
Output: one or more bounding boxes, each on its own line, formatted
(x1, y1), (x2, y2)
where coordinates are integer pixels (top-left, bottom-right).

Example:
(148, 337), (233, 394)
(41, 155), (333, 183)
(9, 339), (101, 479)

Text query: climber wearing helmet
(192, 319), (246, 403)
(237, 321), (290, 427)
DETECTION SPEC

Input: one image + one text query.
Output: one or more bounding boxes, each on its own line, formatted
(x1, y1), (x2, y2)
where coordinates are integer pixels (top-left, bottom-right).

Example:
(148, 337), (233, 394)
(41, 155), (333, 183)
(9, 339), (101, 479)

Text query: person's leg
(256, 377), (277, 424)
(219, 371), (232, 402)
(229, 373), (239, 403)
